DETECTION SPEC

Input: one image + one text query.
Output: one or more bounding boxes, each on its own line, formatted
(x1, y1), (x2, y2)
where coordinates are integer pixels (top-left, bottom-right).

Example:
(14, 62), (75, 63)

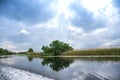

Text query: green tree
(41, 46), (52, 53)
(28, 48), (34, 52)
(41, 40), (73, 55)
(0, 48), (14, 55)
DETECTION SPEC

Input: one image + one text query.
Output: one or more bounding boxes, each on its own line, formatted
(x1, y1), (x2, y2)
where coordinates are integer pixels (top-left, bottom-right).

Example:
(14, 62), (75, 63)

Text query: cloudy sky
(0, 0), (120, 52)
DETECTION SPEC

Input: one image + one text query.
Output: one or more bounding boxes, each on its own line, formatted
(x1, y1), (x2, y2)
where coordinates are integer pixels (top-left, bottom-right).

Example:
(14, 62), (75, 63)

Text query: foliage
(41, 40), (73, 55)
(0, 48), (15, 55)
(28, 48), (34, 52)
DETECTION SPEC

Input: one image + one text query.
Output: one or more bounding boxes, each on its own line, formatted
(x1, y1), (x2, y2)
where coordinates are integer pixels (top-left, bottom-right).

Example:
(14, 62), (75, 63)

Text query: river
(0, 55), (120, 80)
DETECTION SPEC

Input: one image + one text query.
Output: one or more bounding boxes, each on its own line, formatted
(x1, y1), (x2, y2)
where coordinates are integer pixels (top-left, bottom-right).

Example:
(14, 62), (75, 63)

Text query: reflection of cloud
(0, 58), (15, 65)
(72, 70), (86, 80)
(72, 69), (112, 80)
(67, 60), (119, 80)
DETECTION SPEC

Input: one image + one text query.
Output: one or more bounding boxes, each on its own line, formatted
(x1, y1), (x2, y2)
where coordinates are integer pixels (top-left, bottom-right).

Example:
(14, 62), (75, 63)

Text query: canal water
(0, 56), (120, 80)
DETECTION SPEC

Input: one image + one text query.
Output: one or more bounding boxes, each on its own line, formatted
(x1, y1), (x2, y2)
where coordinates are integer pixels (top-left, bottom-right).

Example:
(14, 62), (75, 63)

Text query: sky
(0, 0), (120, 52)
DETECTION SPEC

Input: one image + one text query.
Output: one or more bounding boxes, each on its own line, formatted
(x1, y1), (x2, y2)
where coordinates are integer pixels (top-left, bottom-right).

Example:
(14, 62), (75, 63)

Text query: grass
(62, 48), (120, 56)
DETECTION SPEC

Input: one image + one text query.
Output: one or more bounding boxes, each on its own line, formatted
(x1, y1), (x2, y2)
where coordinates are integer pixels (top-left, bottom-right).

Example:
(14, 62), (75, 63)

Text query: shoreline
(36, 55), (120, 58)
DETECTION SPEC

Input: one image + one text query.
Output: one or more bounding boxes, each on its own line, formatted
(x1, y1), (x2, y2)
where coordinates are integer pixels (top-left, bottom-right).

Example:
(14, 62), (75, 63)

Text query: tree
(41, 40), (73, 55)
(28, 48), (34, 52)
(0, 48), (15, 55)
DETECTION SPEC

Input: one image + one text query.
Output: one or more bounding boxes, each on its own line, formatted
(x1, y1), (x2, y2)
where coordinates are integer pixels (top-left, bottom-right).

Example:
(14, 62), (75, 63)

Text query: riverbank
(20, 48), (120, 57)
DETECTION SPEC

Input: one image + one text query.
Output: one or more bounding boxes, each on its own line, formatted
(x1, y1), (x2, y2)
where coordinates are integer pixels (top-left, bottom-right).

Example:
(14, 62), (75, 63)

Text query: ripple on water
(0, 66), (54, 80)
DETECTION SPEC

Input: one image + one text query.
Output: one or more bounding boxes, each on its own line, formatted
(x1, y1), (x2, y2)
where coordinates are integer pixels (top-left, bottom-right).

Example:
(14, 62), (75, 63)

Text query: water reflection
(41, 57), (73, 71)
(76, 57), (120, 61)
(26, 56), (120, 72)
(27, 57), (33, 61)
(27, 56), (74, 71)
(1, 56), (120, 80)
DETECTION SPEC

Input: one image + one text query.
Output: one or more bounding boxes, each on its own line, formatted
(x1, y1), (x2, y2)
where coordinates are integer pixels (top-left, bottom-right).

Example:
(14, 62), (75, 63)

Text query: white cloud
(0, 41), (17, 51)
(81, 0), (118, 23)
(0, 41), (31, 52)
(68, 24), (84, 35)
(0, 0), (120, 52)
(100, 39), (120, 48)
(54, 0), (74, 19)
(20, 29), (30, 35)
(81, 0), (111, 13)
(32, 17), (59, 29)
(92, 28), (108, 35)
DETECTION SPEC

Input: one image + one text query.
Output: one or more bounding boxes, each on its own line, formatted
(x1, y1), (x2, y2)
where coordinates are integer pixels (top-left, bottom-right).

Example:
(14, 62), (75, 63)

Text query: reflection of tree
(41, 57), (73, 72)
(27, 56), (33, 61)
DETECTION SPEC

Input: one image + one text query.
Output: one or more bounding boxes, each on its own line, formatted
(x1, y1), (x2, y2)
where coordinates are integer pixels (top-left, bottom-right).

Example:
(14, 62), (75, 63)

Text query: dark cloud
(0, 0), (55, 24)
(69, 1), (106, 31)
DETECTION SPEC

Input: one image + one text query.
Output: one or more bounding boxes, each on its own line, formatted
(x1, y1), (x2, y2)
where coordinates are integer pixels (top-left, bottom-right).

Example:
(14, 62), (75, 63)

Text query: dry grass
(63, 48), (120, 56)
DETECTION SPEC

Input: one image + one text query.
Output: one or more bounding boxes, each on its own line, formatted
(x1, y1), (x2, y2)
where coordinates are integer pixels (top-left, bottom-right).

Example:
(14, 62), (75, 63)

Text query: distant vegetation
(41, 40), (73, 56)
(27, 48), (42, 55)
(63, 48), (120, 56)
(0, 48), (15, 55)
(26, 40), (120, 56)
(1, 40), (120, 56)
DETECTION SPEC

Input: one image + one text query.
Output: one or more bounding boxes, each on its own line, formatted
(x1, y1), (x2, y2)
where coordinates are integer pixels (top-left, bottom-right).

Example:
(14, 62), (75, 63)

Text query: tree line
(0, 40), (73, 56)
(27, 40), (73, 56)
(0, 48), (15, 55)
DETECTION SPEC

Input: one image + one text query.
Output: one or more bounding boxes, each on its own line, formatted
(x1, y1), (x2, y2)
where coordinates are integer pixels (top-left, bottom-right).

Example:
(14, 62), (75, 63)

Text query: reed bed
(63, 48), (120, 56)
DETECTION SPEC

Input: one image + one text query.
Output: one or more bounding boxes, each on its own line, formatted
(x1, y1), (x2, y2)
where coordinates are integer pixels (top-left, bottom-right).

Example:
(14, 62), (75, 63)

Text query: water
(0, 55), (120, 80)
